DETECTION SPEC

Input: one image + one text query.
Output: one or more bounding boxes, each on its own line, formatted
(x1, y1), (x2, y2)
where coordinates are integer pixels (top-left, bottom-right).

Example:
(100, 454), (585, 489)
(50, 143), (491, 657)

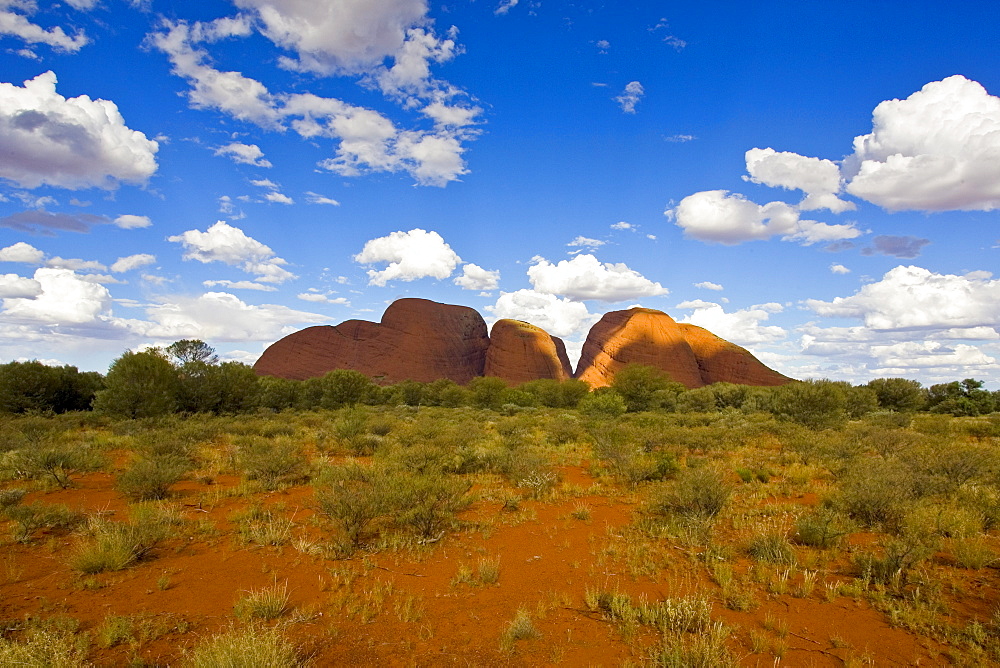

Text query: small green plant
(97, 614), (135, 649)
(952, 537), (996, 570)
(234, 582), (291, 621)
(655, 622), (735, 667)
(236, 436), (308, 490)
(570, 504), (591, 521)
(499, 607), (540, 652)
(232, 506), (293, 546)
(794, 508), (851, 549)
(0, 624), (89, 667)
(477, 556), (501, 585)
(648, 467), (732, 520)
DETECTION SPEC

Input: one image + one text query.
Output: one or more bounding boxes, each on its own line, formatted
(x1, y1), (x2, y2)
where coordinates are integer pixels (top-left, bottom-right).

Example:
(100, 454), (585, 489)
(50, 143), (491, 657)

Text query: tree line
(1, 340), (998, 425)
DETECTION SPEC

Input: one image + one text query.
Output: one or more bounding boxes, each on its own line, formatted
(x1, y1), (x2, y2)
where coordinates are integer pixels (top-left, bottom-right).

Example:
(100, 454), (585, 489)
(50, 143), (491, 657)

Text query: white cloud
(495, 0), (519, 15)
(830, 263), (851, 274)
(45, 256), (106, 272)
(744, 147), (855, 213)
(668, 190), (862, 246)
(111, 254), (156, 273)
(151, 20), (474, 187)
(0, 0), (89, 52)
(694, 281), (723, 291)
(676, 300), (787, 345)
(250, 178), (278, 189)
(0, 71), (159, 190)
(1, 267), (112, 324)
(202, 279), (277, 291)
(805, 265), (1000, 332)
(454, 263), (500, 291)
(615, 81), (644, 114)
(844, 75), (1000, 212)
(487, 289), (597, 339)
(168, 220), (296, 284)
(0, 273), (42, 298)
(527, 254), (668, 302)
(114, 214), (152, 229)
(567, 236), (605, 249)
(235, 0), (428, 75)
(305, 191), (340, 206)
(215, 142), (273, 167)
(0, 241), (44, 264)
(139, 291), (329, 342)
(296, 292), (350, 305)
(354, 228), (461, 286)
(264, 191), (294, 204)
(611, 221), (633, 230)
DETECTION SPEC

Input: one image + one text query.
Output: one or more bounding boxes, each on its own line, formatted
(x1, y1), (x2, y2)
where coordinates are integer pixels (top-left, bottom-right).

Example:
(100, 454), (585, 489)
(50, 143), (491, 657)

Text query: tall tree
(94, 349), (179, 418)
(165, 339), (219, 366)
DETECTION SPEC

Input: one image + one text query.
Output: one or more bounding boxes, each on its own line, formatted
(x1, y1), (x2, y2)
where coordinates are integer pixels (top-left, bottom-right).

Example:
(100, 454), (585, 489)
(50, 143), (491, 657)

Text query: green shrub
(649, 467), (731, 520)
(231, 505), (293, 546)
(835, 458), (917, 532)
(9, 440), (104, 489)
(747, 532), (797, 565)
(4, 501), (84, 543)
(234, 582), (290, 620)
(578, 390), (627, 418)
(236, 436), (308, 490)
(396, 472), (472, 538)
(315, 462), (395, 549)
(116, 453), (191, 500)
(0, 625), (89, 667)
(794, 509), (851, 548)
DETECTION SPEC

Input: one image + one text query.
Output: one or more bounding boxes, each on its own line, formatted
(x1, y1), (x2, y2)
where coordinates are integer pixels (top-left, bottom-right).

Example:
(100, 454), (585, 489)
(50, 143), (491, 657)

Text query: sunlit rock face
(574, 307), (792, 389)
(255, 300), (793, 389)
(483, 319), (573, 385)
(253, 298), (489, 384)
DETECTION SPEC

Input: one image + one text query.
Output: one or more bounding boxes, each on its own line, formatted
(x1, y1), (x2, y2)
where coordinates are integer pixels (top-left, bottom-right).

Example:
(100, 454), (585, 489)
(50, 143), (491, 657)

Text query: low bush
(236, 436), (308, 490)
(4, 501), (84, 543)
(185, 624), (299, 667)
(116, 453), (191, 501)
(70, 512), (169, 574)
(747, 532), (797, 565)
(794, 509), (851, 549)
(648, 467), (732, 520)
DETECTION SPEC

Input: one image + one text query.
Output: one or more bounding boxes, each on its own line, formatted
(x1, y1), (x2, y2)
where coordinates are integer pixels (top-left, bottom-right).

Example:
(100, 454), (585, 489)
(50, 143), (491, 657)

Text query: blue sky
(1, 0), (999, 388)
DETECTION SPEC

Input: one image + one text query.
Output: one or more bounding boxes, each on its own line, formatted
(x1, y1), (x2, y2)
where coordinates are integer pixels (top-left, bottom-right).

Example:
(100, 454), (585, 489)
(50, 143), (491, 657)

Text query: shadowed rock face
(253, 298), (489, 384)
(574, 307), (792, 389)
(483, 319), (573, 385)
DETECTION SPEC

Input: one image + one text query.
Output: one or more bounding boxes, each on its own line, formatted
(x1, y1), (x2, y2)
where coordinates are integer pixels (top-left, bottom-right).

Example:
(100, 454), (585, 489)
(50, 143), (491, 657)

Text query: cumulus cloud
(611, 221), (633, 231)
(0, 71), (158, 190)
(860, 235), (930, 259)
(0, 0), (89, 52)
(744, 147), (855, 213)
(168, 220), (296, 284)
(844, 75), (1000, 212)
(202, 279), (276, 291)
(694, 281), (723, 291)
(0, 273), (42, 298)
(527, 254), (668, 302)
(668, 190), (862, 246)
(215, 142), (273, 167)
(354, 228), (461, 286)
(114, 214), (152, 229)
(0, 241), (44, 264)
(615, 81), (644, 114)
(830, 263), (851, 274)
(487, 289), (597, 339)
(676, 300), (787, 345)
(806, 265), (1000, 332)
(1, 267), (112, 324)
(139, 291), (329, 342)
(110, 254), (156, 273)
(453, 263), (500, 291)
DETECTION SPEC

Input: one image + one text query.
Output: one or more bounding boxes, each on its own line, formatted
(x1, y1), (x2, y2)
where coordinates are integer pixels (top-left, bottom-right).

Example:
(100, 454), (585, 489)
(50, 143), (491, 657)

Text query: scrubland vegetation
(2, 342), (1000, 664)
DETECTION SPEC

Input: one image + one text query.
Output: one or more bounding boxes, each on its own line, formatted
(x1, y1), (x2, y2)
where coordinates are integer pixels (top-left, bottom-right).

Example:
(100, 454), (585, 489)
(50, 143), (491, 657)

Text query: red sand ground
(2, 463), (997, 666)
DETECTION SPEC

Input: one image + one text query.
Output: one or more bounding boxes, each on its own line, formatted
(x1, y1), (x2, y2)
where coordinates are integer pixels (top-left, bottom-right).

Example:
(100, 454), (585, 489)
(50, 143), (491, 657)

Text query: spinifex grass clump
(499, 607), (540, 653)
(647, 467), (732, 520)
(235, 435), (308, 490)
(70, 510), (170, 574)
(234, 582), (291, 621)
(185, 624), (299, 668)
(4, 501), (84, 543)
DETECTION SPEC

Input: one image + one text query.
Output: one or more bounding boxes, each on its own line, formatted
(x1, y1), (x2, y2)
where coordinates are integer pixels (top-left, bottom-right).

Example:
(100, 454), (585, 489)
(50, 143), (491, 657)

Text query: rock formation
(255, 299), (793, 389)
(574, 307), (791, 389)
(253, 298), (489, 384)
(483, 319), (573, 385)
